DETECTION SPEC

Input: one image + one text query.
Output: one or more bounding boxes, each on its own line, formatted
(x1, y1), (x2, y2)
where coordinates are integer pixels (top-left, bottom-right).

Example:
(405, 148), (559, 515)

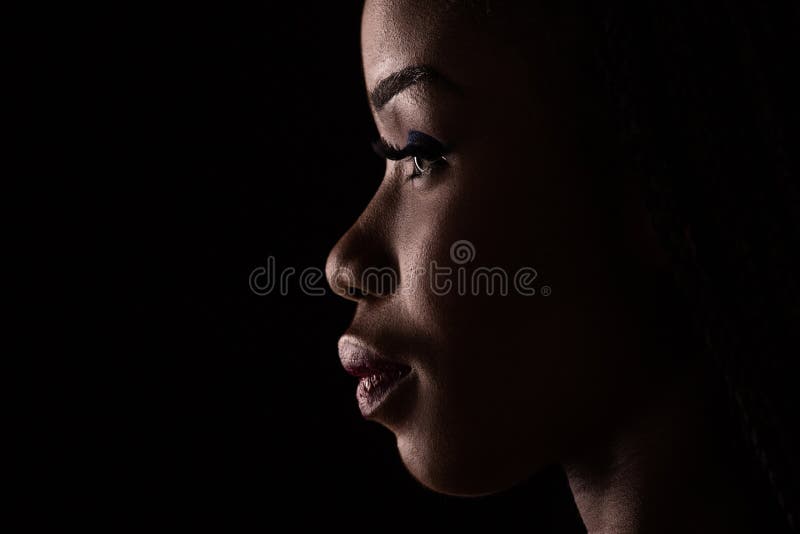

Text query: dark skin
(326, 1), (764, 532)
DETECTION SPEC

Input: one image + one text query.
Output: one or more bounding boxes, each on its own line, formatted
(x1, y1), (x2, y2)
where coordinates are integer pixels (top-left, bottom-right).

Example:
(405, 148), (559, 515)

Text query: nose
(325, 197), (398, 302)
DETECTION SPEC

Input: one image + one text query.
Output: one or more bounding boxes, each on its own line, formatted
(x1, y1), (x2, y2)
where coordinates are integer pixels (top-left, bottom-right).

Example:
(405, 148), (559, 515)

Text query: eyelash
(371, 136), (449, 180)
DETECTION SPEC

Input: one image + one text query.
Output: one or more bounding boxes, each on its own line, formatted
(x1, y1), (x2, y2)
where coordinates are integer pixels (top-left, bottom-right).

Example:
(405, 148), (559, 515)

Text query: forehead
(360, 0), (486, 93)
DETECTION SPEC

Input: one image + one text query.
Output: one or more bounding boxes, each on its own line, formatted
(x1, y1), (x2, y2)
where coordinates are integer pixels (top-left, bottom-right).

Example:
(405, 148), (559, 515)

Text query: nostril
(325, 258), (367, 302)
(346, 286), (369, 299)
(327, 265), (356, 300)
(325, 210), (399, 301)
(328, 263), (398, 301)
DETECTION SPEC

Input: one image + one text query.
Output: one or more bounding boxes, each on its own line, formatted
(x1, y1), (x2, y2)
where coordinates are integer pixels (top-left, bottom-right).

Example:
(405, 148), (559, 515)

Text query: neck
(563, 369), (761, 534)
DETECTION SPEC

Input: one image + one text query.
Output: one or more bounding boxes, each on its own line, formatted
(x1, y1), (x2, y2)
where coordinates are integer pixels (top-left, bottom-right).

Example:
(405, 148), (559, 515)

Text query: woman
(325, 1), (799, 532)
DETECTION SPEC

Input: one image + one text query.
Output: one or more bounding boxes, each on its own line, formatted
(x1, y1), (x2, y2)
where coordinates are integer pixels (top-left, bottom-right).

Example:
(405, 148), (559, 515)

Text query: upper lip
(338, 334), (409, 378)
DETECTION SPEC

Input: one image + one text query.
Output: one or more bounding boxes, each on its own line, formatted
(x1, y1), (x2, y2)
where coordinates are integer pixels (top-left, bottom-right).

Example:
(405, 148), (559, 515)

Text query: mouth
(338, 336), (413, 418)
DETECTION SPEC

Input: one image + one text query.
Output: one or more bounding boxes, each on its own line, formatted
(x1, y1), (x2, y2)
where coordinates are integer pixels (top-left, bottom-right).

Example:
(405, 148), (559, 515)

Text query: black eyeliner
(371, 130), (449, 161)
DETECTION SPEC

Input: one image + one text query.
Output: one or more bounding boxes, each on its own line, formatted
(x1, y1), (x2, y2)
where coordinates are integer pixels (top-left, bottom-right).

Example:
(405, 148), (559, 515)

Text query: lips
(338, 336), (412, 418)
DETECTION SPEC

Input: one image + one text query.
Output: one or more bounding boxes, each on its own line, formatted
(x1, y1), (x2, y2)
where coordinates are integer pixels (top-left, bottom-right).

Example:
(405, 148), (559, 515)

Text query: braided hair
(586, 0), (800, 530)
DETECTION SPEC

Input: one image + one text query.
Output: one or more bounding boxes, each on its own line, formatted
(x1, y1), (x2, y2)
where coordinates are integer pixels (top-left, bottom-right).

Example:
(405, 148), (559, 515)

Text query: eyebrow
(369, 65), (458, 111)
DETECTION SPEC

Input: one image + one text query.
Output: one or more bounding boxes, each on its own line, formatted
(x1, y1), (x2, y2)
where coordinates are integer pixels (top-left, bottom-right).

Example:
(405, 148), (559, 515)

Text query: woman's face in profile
(326, 0), (673, 496)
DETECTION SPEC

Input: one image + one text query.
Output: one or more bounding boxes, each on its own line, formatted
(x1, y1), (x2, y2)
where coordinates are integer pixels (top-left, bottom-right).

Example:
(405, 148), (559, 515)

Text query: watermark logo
(450, 239), (476, 265)
(249, 240), (551, 297)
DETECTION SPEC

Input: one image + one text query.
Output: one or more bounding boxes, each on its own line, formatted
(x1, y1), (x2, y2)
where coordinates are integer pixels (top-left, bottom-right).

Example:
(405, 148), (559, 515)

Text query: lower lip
(356, 368), (412, 418)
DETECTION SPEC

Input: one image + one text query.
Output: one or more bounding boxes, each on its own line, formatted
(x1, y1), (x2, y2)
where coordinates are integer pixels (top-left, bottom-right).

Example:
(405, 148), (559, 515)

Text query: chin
(394, 425), (540, 497)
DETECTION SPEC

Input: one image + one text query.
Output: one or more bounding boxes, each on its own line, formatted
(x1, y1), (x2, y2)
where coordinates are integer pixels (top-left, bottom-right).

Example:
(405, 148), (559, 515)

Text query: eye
(370, 131), (450, 182)
(412, 154), (447, 178)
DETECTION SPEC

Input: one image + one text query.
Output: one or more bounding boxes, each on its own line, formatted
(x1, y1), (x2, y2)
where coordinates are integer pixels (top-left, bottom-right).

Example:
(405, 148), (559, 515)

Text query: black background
(27, 3), (583, 530)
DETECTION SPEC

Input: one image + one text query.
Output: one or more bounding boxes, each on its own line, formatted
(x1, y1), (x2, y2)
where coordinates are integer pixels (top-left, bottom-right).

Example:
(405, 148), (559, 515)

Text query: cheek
(391, 145), (582, 366)
(394, 169), (575, 405)
(393, 310), (573, 496)
(402, 159), (621, 402)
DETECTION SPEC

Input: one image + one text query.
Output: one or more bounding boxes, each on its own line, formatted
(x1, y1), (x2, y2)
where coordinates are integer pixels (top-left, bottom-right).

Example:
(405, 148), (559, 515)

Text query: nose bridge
(325, 183), (398, 300)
